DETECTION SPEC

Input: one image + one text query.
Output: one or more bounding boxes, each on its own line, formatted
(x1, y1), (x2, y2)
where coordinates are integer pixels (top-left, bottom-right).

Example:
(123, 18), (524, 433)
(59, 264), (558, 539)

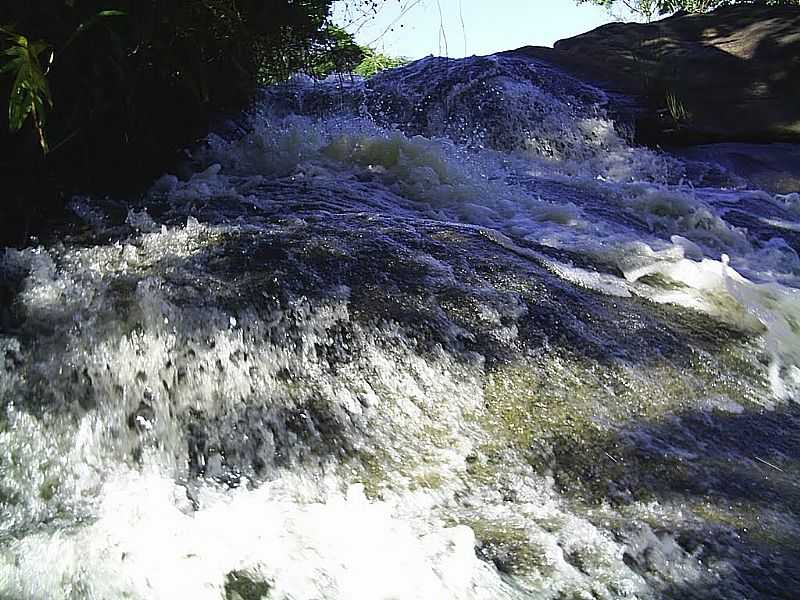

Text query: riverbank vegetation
(354, 47), (408, 77)
(0, 1), (387, 246)
(580, 0), (799, 21)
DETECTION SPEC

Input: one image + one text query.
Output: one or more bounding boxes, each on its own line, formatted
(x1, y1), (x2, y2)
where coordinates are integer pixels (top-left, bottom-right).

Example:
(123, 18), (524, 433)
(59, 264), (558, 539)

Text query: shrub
(0, 1), (362, 244)
(354, 47), (408, 77)
(578, 0), (799, 21)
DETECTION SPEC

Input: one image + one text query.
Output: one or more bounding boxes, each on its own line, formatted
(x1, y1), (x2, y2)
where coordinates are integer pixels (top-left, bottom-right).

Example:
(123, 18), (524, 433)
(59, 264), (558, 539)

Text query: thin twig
(366, 0), (425, 47)
(458, 0), (467, 56)
(754, 456), (784, 473)
(436, 0), (448, 57)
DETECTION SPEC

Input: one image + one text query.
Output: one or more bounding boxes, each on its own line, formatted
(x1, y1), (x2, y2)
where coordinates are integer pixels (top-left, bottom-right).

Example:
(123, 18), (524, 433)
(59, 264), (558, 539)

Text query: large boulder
(510, 4), (800, 146)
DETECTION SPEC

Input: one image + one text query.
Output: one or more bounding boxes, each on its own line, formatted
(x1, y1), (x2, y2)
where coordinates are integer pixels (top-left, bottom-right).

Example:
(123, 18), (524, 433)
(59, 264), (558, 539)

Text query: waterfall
(2, 54), (798, 599)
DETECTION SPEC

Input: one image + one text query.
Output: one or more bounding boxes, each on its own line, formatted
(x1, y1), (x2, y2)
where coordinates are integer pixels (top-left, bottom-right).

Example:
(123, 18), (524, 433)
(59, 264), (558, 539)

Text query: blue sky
(333, 0), (617, 59)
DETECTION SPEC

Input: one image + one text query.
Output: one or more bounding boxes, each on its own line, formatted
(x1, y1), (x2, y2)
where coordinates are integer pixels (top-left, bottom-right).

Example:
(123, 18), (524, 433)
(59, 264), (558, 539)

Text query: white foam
(0, 470), (520, 600)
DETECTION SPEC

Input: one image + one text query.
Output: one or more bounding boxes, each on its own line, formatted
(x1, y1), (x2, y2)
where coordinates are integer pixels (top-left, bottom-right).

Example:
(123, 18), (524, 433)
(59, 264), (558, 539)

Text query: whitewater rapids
(1, 55), (799, 599)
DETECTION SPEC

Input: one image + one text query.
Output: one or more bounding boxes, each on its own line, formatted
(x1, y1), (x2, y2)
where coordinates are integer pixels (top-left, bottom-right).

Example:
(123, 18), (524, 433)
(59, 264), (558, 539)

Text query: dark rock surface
(675, 142), (800, 193)
(509, 4), (800, 146)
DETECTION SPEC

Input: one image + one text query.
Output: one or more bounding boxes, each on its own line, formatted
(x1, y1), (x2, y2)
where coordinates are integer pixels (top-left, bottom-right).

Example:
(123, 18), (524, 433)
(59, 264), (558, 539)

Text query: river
(1, 54), (799, 599)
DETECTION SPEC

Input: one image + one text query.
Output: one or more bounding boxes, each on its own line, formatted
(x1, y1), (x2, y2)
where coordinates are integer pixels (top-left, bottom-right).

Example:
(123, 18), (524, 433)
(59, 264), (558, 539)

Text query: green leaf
(0, 27), (52, 151)
(62, 10), (128, 53)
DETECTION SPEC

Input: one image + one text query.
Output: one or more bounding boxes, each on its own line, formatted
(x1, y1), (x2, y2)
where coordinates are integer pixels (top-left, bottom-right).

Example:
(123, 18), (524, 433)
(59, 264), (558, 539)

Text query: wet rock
(676, 143), (800, 194)
(185, 401), (358, 485)
(127, 401), (155, 433)
(224, 570), (271, 600)
(511, 5), (800, 145)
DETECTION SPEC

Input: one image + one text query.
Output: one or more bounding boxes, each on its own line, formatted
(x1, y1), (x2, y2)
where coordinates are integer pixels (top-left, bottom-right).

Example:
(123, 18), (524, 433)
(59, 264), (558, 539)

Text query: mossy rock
(224, 570), (271, 600)
(469, 520), (548, 576)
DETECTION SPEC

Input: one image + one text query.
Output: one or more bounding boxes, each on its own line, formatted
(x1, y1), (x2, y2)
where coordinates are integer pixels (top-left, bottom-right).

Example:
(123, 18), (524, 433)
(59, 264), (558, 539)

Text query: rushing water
(1, 54), (799, 599)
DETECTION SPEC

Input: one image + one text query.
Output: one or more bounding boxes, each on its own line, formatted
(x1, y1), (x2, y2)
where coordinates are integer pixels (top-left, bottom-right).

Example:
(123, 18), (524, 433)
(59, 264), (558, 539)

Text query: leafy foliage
(0, 1), (358, 196)
(0, 28), (51, 151)
(0, 0), (379, 246)
(302, 25), (366, 78)
(353, 47), (408, 77)
(579, 0), (799, 20)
